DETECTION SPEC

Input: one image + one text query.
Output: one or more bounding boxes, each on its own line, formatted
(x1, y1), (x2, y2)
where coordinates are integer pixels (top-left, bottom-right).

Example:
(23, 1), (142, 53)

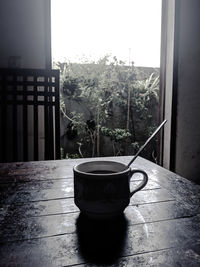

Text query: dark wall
(174, 0), (200, 183)
(0, 0), (50, 69)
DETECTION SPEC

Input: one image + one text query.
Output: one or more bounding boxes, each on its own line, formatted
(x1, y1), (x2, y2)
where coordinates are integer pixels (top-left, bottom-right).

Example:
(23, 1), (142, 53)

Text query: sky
(51, 0), (162, 67)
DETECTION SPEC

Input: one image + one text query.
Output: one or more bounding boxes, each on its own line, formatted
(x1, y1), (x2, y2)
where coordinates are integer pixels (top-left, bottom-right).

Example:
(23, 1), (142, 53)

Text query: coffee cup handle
(129, 169), (148, 197)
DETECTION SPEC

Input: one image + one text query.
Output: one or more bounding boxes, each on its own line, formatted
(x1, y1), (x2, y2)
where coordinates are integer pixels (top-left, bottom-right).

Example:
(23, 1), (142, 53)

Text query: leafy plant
(56, 55), (159, 161)
(101, 127), (131, 156)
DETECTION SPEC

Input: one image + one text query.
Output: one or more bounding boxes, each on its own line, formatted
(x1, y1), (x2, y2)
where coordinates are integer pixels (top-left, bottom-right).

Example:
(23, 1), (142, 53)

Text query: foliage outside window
(55, 55), (159, 162)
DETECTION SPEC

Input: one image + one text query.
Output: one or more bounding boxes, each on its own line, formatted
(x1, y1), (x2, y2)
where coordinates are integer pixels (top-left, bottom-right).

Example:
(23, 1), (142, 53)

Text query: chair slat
(55, 73), (60, 159)
(1, 76), (7, 162)
(48, 77), (54, 160)
(0, 68), (60, 162)
(12, 74), (18, 161)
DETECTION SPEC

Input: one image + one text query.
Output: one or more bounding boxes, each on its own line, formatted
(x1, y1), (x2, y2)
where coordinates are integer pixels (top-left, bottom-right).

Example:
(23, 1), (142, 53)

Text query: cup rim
(73, 160), (130, 176)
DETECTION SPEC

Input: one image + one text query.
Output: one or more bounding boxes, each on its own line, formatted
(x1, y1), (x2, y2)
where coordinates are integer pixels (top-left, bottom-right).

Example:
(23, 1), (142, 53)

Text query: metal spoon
(127, 119), (167, 168)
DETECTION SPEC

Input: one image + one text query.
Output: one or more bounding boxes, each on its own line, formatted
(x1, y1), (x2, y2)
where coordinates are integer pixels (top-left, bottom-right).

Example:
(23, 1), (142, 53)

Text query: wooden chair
(0, 68), (60, 162)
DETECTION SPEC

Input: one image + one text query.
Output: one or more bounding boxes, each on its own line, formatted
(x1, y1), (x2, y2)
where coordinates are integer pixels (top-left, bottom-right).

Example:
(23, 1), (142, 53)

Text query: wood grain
(0, 156), (200, 266)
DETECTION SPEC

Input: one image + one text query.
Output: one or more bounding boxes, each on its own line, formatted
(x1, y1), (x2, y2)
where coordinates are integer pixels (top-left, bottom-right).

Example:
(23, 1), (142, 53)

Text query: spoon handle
(127, 119), (167, 168)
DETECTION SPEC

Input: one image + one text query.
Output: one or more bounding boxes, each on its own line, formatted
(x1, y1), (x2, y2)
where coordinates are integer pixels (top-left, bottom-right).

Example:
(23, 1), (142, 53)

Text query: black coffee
(88, 170), (116, 174)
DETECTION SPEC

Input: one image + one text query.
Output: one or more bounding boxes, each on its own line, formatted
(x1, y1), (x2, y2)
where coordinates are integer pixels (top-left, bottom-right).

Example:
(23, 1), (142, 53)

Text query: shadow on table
(76, 213), (128, 264)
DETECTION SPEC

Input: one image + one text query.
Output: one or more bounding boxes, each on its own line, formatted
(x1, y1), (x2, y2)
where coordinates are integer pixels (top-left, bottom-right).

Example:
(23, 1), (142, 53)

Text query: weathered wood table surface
(0, 156), (200, 266)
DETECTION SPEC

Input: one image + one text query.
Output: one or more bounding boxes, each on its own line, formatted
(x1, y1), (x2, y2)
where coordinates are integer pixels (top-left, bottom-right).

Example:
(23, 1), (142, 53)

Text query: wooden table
(1, 156), (200, 266)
